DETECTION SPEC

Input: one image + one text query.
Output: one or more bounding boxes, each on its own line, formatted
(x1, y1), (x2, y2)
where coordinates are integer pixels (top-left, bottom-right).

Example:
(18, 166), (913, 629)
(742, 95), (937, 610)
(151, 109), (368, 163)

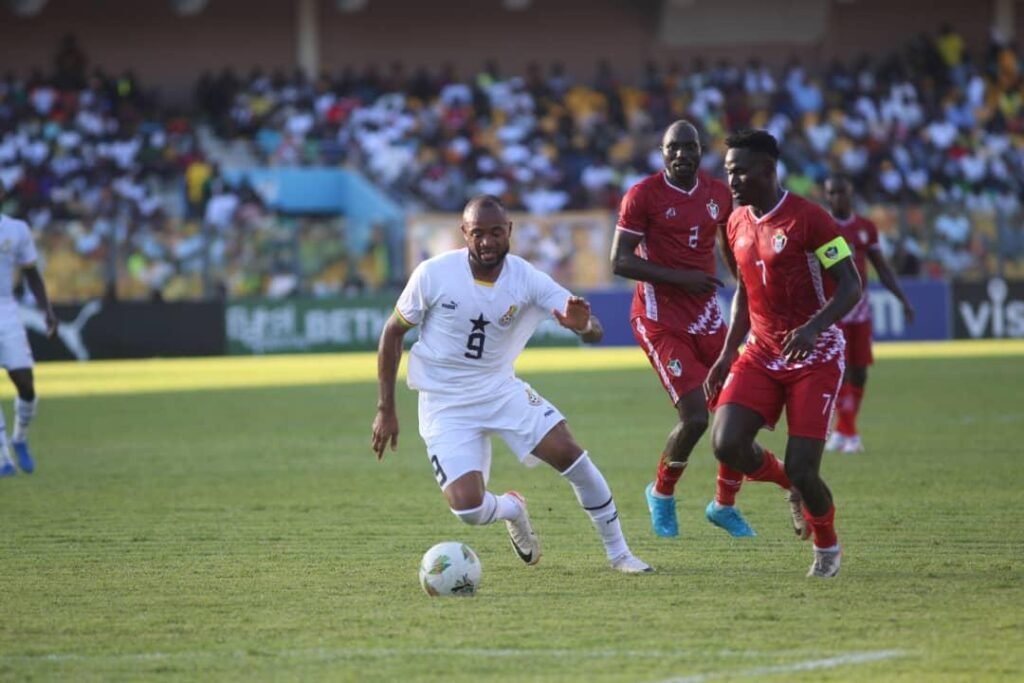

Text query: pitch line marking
(651, 649), (906, 683)
(2, 646), (802, 663)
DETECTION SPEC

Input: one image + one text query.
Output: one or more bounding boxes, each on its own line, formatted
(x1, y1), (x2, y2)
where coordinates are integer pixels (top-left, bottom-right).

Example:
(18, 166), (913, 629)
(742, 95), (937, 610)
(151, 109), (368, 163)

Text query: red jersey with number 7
(726, 191), (847, 369)
(616, 170), (733, 334)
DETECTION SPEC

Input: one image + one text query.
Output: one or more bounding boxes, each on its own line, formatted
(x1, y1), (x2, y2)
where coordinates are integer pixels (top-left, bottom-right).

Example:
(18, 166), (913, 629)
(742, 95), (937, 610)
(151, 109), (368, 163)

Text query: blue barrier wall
(224, 167), (406, 276)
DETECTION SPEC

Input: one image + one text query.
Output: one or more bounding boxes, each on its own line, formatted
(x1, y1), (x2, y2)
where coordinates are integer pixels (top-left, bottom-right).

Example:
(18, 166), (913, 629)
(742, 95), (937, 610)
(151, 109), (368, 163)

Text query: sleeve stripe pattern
(394, 307), (416, 328)
(814, 236), (852, 269)
(615, 225), (644, 236)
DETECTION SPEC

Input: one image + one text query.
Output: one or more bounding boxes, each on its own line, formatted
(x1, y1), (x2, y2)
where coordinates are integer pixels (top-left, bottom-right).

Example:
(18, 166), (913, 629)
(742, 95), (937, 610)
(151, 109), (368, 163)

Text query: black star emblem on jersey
(470, 314), (490, 332)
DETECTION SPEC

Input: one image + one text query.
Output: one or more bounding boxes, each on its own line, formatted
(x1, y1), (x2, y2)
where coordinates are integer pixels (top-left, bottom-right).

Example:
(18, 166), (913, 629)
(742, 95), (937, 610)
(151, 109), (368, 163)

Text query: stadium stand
(1, 24), (1021, 301)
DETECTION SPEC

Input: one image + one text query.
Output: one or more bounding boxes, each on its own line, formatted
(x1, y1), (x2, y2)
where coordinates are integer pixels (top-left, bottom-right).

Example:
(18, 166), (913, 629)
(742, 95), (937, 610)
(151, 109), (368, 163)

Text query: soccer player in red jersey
(612, 121), (806, 540)
(705, 130), (862, 577)
(823, 175), (915, 454)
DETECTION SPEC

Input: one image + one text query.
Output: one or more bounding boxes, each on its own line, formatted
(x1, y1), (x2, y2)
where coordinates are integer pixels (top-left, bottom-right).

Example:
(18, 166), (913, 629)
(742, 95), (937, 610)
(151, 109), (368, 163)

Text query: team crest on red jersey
(858, 229), (868, 243)
(772, 230), (787, 254)
(706, 199), (719, 220)
(665, 207), (677, 219)
(667, 359), (682, 377)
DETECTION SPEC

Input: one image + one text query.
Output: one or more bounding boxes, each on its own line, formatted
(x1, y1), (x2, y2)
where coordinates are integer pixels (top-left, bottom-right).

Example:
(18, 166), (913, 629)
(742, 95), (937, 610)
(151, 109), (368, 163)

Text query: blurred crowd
(200, 24), (1024, 280)
(1, 27), (1023, 302)
(204, 26), (1020, 209)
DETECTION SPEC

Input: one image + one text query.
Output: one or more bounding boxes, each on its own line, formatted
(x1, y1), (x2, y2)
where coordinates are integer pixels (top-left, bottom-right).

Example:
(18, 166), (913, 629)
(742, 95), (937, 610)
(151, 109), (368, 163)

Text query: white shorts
(417, 378), (566, 491)
(0, 324), (33, 370)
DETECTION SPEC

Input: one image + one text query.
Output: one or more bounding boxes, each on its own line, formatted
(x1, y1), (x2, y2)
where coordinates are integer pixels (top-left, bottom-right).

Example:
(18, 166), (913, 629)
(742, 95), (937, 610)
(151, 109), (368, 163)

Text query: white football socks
(12, 397), (36, 444)
(561, 452), (629, 560)
(451, 491), (522, 526)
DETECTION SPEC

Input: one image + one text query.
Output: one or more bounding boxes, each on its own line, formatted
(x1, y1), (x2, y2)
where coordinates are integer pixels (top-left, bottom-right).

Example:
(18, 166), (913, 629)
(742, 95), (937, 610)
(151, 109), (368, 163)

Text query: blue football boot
(645, 482), (679, 537)
(705, 500), (756, 537)
(12, 442), (34, 474)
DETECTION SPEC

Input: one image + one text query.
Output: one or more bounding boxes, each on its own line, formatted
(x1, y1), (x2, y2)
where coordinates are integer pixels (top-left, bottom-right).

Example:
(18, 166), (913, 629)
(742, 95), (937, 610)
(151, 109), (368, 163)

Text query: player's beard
(470, 244), (509, 273)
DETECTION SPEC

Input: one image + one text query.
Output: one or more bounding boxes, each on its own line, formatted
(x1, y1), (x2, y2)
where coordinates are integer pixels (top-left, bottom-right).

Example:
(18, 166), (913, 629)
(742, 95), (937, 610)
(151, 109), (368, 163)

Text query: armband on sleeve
(394, 307), (416, 328)
(814, 237), (852, 269)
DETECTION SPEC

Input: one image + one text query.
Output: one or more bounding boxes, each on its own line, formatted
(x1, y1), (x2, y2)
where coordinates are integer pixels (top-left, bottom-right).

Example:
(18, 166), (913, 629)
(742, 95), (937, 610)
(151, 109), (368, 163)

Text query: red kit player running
(706, 130), (862, 577)
(823, 175), (915, 453)
(612, 120), (805, 540)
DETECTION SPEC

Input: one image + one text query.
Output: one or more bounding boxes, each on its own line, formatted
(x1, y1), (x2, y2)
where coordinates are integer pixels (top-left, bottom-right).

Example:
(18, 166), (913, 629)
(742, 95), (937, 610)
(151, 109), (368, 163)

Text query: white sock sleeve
(561, 452), (628, 560)
(451, 492), (521, 526)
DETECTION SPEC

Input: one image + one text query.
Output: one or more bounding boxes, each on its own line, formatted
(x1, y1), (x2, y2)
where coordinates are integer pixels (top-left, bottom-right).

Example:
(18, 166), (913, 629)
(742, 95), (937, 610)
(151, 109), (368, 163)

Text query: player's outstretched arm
(372, 312), (411, 460)
(553, 295), (603, 344)
(22, 265), (58, 339)
(610, 229), (723, 294)
(867, 248), (915, 324)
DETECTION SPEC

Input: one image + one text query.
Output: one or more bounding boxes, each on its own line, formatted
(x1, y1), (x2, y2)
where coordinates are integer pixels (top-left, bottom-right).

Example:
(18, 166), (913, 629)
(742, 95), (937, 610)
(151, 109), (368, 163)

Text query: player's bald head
(662, 120), (699, 147)
(462, 195), (508, 225)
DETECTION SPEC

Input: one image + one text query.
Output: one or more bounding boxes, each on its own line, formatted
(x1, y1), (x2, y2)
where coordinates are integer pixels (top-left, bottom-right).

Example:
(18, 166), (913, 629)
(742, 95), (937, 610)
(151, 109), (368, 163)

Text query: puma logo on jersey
(442, 300), (458, 310)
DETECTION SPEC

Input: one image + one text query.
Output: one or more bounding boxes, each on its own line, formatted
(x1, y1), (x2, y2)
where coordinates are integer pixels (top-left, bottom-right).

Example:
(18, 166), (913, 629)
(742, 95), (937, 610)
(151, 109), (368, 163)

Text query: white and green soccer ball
(419, 542), (482, 597)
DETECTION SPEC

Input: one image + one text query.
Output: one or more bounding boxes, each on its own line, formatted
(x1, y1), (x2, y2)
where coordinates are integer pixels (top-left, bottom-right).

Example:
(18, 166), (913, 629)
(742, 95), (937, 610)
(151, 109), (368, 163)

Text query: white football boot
(824, 431), (848, 452)
(841, 435), (865, 454)
(807, 545), (842, 578)
(610, 552), (655, 574)
(504, 491), (541, 566)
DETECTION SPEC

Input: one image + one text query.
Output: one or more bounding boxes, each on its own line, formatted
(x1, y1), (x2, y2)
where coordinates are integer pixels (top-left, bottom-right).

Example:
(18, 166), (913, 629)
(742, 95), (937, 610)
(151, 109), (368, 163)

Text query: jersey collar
(662, 171), (700, 196)
(747, 191), (789, 224)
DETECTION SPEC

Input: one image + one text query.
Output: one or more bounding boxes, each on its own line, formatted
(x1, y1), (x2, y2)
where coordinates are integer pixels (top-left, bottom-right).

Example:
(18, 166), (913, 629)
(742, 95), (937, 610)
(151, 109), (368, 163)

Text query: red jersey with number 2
(616, 170), (733, 334)
(727, 192), (846, 368)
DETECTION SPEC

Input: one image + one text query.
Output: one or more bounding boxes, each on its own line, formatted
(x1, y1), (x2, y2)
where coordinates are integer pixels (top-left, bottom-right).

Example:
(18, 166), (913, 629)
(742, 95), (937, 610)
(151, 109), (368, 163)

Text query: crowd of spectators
(2, 27), (1022, 302)
(200, 24), (1023, 281)
(207, 26), (1022, 216)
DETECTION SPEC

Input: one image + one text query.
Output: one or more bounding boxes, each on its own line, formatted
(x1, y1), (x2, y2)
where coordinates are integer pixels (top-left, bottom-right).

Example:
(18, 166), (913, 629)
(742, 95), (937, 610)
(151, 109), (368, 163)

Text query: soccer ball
(418, 542), (482, 597)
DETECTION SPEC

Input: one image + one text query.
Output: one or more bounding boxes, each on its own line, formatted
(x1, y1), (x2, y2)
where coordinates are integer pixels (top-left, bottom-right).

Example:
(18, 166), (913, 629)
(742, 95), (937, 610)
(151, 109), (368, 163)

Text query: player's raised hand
(371, 408), (400, 460)
(781, 323), (819, 363)
(553, 295), (592, 332)
(676, 270), (724, 294)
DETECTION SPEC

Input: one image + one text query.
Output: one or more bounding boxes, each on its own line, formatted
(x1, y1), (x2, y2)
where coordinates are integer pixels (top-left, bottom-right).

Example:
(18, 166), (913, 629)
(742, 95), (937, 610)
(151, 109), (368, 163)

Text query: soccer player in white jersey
(0, 199), (58, 477)
(372, 195), (653, 574)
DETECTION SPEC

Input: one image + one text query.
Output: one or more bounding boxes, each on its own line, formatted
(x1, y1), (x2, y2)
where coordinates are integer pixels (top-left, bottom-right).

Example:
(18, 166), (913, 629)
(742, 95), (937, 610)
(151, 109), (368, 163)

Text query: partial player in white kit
(372, 195), (652, 574)
(0, 206), (58, 477)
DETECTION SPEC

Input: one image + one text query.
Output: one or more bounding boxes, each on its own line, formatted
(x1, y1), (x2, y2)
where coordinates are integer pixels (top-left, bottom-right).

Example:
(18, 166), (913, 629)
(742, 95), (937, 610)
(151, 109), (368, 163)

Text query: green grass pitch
(0, 342), (1021, 682)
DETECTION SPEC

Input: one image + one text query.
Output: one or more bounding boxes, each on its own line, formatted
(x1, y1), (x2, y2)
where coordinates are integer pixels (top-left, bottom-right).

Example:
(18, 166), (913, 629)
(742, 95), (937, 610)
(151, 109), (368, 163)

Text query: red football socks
(715, 463), (744, 506)
(835, 384), (864, 436)
(653, 457), (686, 496)
(746, 448), (792, 490)
(803, 504), (838, 549)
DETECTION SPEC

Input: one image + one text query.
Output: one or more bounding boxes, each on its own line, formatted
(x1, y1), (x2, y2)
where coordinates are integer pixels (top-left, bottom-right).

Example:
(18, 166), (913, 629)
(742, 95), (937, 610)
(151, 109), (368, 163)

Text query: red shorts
(839, 320), (874, 367)
(715, 351), (845, 440)
(632, 316), (725, 406)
